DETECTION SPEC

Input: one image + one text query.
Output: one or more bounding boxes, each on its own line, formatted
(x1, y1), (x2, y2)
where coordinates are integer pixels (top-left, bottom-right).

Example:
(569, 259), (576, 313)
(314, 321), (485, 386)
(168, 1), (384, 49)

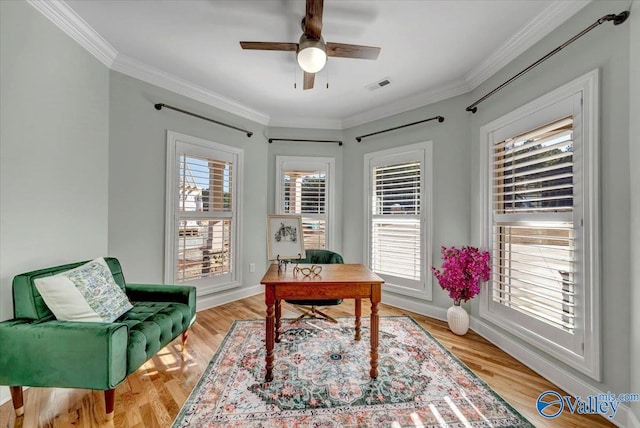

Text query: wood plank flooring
(0, 294), (614, 427)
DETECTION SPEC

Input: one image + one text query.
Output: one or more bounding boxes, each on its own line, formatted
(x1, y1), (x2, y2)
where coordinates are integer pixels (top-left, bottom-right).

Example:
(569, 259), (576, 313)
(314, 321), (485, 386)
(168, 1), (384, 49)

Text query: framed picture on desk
(267, 215), (306, 261)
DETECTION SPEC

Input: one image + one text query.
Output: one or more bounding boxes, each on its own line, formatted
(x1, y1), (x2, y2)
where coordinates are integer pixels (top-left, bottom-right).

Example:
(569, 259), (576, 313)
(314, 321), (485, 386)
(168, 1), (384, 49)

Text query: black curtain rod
(154, 103), (253, 137)
(356, 115), (444, 142)
(466, 10), (630, 114)
(268, 138), (343, 146)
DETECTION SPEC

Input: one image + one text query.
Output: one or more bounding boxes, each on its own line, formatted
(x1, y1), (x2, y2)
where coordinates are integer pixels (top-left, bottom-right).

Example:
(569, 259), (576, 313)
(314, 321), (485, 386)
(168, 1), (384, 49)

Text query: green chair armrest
(125, 283), (196, 323)
(0, 319), (128, 390)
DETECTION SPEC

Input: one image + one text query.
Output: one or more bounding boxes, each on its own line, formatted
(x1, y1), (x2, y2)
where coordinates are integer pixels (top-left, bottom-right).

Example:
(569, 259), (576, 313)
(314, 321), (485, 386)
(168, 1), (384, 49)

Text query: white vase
(447, 304), (469, 335)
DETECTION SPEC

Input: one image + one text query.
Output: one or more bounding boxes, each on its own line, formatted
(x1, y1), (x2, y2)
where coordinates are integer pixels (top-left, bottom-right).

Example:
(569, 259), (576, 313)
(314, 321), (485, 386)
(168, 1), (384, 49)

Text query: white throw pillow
(34, 257), (133, 322)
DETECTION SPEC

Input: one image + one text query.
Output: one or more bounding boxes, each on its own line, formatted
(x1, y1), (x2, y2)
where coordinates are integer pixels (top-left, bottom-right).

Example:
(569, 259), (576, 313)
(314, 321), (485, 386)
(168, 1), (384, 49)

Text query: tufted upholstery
(119, 301), (193, 373)
(0, 257), (196, 419)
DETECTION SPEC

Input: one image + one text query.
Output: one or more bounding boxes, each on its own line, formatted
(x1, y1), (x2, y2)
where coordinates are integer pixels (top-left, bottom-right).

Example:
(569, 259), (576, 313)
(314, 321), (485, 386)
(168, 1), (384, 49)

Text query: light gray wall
(266, 127), (345, 257)
(0, 0), (110, 403)
(629, 1), (640, 425)
(342, 93), (471, 308)
(468, 0), (631, 401)
(108, 71), (269, 288)
(1, 0), (636, 420)
(341, 0), (635, 417)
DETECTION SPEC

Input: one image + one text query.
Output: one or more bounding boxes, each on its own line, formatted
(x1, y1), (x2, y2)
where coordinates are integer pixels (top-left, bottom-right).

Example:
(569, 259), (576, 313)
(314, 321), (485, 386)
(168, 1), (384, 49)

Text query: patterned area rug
(173, 316), (533, 427)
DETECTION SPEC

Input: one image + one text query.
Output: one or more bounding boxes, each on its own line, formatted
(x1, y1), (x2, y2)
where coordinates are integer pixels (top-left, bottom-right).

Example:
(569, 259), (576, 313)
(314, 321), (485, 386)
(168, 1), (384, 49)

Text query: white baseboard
(0, 386), (8, 407)
(384, 295), (634, 426)
(470, 316), (633, 427)
(5, 290), (635, 428)
(196, 284), (262, 312)
(629, 408), (640, 428)
(381, 291), (448, 321)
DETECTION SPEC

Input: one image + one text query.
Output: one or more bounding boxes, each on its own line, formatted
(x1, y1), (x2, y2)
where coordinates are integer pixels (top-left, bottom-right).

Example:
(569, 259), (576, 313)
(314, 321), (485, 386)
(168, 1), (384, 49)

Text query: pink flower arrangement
(431, 246), (491, 305)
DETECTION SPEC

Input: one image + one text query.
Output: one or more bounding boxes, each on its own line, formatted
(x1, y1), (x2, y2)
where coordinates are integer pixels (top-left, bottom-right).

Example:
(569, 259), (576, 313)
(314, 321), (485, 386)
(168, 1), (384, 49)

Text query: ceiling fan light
(297, 36), (326, 73)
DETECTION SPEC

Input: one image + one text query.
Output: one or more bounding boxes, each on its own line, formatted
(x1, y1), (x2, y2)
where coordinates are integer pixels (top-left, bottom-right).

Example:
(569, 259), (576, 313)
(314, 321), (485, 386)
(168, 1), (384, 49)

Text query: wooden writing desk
(260, 263), (384, 382)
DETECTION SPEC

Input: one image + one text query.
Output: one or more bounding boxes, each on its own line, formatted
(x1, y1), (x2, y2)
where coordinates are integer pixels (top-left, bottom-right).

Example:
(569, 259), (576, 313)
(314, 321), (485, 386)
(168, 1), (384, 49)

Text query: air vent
(366, 77), (392, 91)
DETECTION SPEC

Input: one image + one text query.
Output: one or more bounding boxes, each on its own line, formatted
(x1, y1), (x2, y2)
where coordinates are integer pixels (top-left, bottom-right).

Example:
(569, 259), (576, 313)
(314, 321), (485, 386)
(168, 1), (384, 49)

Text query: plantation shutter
(166, 132), (242, 293)
(176, 154), (234, 283)
(481, 73), (599, 378)
(491, 116), (577, 337)
(371, 161), (421, 281)
(365, 142), (433, 300)
(280, 168), (327, 249)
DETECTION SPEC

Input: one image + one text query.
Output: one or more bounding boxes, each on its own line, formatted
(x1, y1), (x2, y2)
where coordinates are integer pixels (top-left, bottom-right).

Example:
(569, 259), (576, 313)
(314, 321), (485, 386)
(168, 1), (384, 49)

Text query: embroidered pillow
(34, 257), (133, 322)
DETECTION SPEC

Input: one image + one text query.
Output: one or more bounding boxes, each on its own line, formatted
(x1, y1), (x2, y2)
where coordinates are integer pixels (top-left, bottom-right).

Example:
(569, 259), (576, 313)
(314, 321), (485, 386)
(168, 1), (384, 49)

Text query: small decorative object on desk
(294, 264), (322, 277)
(431, 246), (490, 335)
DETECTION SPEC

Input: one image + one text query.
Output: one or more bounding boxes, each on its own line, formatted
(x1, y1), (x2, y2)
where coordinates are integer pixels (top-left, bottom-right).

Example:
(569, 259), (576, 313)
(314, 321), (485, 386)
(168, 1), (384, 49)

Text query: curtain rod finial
(438, 116), (445, 123)
(154, 103), (163, 110)
(614, 10), (630, 25)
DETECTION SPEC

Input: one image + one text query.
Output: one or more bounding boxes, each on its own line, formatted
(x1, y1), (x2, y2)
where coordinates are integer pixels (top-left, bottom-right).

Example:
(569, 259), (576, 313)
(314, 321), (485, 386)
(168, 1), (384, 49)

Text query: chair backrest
(12, 257), (126, 320)
(299, 249), (343, 264)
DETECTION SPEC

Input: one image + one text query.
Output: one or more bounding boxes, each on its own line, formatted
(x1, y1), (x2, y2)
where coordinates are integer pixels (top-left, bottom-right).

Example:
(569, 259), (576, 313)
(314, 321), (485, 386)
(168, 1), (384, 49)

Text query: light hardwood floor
(1, 294), (614, 427)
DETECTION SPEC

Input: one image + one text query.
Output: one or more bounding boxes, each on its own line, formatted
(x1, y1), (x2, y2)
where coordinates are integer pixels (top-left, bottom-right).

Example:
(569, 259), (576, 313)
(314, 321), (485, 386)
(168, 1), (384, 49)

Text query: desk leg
(275, 299), (281, 343)
(355, 298), (362, 341)
(370, 285), (381, 379)
(265, 286), (275, 382)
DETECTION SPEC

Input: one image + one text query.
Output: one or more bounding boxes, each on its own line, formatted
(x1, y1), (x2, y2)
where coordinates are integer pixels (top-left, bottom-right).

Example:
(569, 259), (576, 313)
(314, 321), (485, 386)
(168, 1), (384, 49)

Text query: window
(275, 156), (334, 250)
(479, 70), (599, 379)
(165, 131), (243, 293)
(364, 142), (433, 299)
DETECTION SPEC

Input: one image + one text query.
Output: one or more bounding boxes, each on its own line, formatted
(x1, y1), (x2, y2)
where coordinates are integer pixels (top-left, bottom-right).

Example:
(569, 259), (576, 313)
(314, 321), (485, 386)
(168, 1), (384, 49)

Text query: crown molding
(268, 115), (344, 130)
(341, 79), (471, 130)
(28, 0), (590, 131)
(27, 0), (117, 68)
(28, 0), (271, 126)
(465, 0), (591, 90)
(111, 55), (270, 126)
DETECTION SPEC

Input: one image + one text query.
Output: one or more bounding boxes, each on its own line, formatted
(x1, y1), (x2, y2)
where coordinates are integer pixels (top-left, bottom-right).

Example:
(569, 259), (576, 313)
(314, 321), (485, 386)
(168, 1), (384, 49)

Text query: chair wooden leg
(290, 312), (308, 324)
(290, 305), (314, 324)
(9, 386), (24, 417)
(104, 388), (115, 421)
(312, 307), (338, 323)
(289, 304), (338, 323)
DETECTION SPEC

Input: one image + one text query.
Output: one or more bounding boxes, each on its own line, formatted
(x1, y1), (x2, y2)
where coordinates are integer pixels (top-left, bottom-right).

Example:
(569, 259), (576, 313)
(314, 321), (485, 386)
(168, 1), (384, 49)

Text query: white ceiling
(45, 0), (590, 129)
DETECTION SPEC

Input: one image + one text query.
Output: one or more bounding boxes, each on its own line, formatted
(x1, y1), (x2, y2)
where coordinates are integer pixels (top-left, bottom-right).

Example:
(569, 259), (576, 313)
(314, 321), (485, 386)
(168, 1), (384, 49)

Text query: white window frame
(275, 156), (335, 250)
(364, 141), (433, 300)
(479, 69), (600, 380)
(165, 130), (243, 294)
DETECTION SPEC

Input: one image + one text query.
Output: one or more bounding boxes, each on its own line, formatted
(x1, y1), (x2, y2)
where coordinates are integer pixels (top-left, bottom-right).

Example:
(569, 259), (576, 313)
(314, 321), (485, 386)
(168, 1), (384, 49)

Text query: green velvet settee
(0, 257), (196, 420)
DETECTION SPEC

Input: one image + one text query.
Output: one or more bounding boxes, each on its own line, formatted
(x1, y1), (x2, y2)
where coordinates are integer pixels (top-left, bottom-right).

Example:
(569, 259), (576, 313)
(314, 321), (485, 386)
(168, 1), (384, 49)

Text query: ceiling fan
(240, 0), (381, 90)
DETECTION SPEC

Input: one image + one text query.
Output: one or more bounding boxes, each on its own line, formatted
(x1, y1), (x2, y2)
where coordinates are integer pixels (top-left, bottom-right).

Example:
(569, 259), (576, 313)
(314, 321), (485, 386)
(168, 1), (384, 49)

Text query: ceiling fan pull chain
(326, 64), (329, 89)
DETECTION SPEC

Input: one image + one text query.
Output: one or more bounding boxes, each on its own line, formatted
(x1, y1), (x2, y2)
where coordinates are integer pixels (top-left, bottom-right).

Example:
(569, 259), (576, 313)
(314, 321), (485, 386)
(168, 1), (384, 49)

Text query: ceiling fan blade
(326, 43), (381, 60)
(303, 72), (315, 90)
(240, 42), (298, 51)
(304, 0), (324, 39)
